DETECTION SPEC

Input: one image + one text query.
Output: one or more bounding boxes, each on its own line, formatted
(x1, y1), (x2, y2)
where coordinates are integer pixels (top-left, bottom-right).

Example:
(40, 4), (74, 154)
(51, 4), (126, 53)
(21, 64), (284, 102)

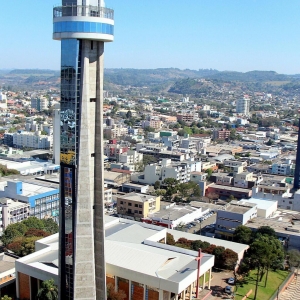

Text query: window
(139, 211), (142, 214)
(139, 205), (142, 208)
(134, 210), (138, 213)
(128, 203), (132, 206)
(135, 204), (138, 207)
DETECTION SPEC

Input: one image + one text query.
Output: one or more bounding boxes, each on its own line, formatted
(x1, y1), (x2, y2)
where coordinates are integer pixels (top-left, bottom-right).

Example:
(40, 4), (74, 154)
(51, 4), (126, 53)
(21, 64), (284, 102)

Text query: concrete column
(175, 295), (179, 300)
(16, 273), (20, 299)
(182, 288), (186, 300)
(128, 280), (132, 300)
(143, 284), (146, 300)
(115, 276), (118, 292)
(203, 271), (206, 289)
(29, 276), (32, 300)
(159, 290), (164, 300)
(189, 285), (193, 300)
(208, 268), (212, 289)
(94, 40), (107, 300)
(74, 39), (97, 300)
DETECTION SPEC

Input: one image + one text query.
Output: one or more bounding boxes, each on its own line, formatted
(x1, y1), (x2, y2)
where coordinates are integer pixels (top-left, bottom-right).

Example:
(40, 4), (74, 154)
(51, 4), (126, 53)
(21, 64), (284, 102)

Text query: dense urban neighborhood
(0, 68), (300, 299)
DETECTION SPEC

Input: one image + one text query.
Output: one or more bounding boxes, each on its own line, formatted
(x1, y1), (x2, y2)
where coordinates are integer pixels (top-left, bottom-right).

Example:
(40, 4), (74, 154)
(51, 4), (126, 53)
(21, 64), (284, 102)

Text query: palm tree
(37, 279), (58, 300)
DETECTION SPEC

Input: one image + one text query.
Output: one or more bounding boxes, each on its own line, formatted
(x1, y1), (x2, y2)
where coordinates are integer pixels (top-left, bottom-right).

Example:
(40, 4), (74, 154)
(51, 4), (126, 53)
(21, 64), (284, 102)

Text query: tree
(166, 233), (175, 246)
(154, 180), (161, 190)
(287, 249), (300, 267)
(234, 225), (252, 244)
(222, 249), (238, 270)
(143, 154), (157, 166)
(1, 223), (28, 246)
(37, 279), (58, 300)
(42, 218), (59, 234)
(266, 138), (274, 146)
(255, 226), (276, 238)
(107, 283), (126, 300)
(126, 110), (132, 119)
(7, 236), (41, 256)
(22, 217), (45, 230)
(205, 168), (213, 180)
(1, 296), (12, 300)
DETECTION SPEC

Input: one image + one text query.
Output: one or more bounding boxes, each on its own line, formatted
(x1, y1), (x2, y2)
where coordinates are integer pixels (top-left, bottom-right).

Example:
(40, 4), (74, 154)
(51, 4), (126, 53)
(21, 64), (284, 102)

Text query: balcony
(53, 5), (114, 20)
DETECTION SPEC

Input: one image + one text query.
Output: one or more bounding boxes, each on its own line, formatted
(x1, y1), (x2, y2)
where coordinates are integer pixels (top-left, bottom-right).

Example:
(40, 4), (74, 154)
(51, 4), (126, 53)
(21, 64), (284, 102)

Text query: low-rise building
(117, 193), (160, 219)
(15, 217), (217, 300)
(215, 200), (257, 239)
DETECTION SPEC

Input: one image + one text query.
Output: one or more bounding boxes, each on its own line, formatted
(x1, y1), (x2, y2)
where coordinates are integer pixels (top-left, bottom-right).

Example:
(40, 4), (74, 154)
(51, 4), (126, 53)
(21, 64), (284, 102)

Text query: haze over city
(1, 0), (300, 74)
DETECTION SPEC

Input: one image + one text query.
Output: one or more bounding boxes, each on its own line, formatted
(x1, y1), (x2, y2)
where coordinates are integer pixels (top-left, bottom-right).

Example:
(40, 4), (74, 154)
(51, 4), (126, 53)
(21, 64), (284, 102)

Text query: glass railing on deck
(53, 5), (114, 20)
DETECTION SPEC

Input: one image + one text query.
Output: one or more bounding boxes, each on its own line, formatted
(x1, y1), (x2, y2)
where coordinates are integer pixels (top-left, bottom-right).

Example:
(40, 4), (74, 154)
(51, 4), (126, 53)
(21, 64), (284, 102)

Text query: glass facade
(60, 39), (81, 300)
(53, 21), (114, 35)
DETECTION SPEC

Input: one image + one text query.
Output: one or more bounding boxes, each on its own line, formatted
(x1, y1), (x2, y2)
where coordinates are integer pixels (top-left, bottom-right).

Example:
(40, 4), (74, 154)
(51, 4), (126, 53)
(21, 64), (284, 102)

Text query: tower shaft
(53, 2), (114, 299)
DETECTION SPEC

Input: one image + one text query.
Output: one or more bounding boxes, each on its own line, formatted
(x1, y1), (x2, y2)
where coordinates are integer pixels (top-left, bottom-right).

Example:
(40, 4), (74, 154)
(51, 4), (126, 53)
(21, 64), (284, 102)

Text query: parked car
(227, 277), (235, 284)
(224, 286), (232, 294)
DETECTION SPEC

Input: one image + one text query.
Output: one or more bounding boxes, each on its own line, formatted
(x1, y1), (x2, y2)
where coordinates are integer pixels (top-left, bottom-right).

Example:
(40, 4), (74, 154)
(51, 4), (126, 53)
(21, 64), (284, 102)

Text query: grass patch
(234, 269), (289, 300)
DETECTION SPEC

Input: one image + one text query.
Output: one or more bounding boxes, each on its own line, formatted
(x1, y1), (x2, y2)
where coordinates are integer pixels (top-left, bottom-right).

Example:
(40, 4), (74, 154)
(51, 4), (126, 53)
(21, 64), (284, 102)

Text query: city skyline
(1, 0), (300, 74)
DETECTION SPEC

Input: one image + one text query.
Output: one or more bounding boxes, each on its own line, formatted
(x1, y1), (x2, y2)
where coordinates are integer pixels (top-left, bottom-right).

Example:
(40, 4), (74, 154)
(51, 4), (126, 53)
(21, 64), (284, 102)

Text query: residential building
(212, 128), (230, 140)
(12, 131), (53, 150)
(0, 198), (30, 233)
(118, 149), (143, 166)
(53, 0), (114, 298)
(31, 97), (49, 112)
(271, 160), (294, 176)
(117, 192), (160, 219)
(104, 124), (128, 139)
(236, 96), (250, 115)
(177, 113), (196, 123)
(141, 119), (163, 130)
(0, 180), (59, 220)
(132, 158), (201, 185)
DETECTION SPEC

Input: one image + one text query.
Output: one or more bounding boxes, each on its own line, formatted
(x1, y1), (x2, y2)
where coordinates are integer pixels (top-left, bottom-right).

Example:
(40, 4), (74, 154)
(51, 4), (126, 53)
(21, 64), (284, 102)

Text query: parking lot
(186, 213), (217, 235)
(208, 270), (235, 299)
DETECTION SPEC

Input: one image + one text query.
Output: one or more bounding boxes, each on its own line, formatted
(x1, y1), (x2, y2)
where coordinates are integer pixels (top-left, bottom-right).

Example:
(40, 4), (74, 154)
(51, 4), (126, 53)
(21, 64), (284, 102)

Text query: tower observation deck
(53, 1), (114, 299)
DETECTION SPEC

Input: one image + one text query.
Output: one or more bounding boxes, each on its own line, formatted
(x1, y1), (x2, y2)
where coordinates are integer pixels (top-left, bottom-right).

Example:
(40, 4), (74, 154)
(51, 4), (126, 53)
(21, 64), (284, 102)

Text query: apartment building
(117, 192), (160, 219)
(12, 131), (53, 150)
(104, 124), (128, 139)
(271, 161), (294, 176)
(119, 150), (143, 165)
(212, 128), (230, 140)
(0, 181), (59, 221)
(31, 97), (49, 112)
(0, 198), (30, 233)
(132, 158), (201, 185)
(177, 113), (196, 123)
(141, 119), (163, 130)
(236, 96), (250, 115)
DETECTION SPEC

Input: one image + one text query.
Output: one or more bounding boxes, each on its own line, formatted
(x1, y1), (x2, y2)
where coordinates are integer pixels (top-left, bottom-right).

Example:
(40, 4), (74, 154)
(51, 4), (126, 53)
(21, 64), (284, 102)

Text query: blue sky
(1, 0), (300, 74)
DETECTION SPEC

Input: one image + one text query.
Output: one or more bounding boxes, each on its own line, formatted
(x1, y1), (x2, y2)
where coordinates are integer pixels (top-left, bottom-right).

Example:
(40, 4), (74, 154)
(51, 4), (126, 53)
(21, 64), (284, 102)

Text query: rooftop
(117, 192), (155, 203)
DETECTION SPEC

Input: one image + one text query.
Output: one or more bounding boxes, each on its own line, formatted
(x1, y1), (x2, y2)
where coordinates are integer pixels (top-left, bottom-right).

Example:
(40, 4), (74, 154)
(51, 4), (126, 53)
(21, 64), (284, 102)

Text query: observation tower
(53, 1), (114, 299)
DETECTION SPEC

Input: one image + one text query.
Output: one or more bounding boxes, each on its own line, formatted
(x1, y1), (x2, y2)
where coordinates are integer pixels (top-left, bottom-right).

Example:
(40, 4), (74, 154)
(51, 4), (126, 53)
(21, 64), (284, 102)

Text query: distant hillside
(2, 68), (300, 95)
(9, 69), (60, 76)
(204, 70), (291, 82)
(104, 68), (219, 87)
